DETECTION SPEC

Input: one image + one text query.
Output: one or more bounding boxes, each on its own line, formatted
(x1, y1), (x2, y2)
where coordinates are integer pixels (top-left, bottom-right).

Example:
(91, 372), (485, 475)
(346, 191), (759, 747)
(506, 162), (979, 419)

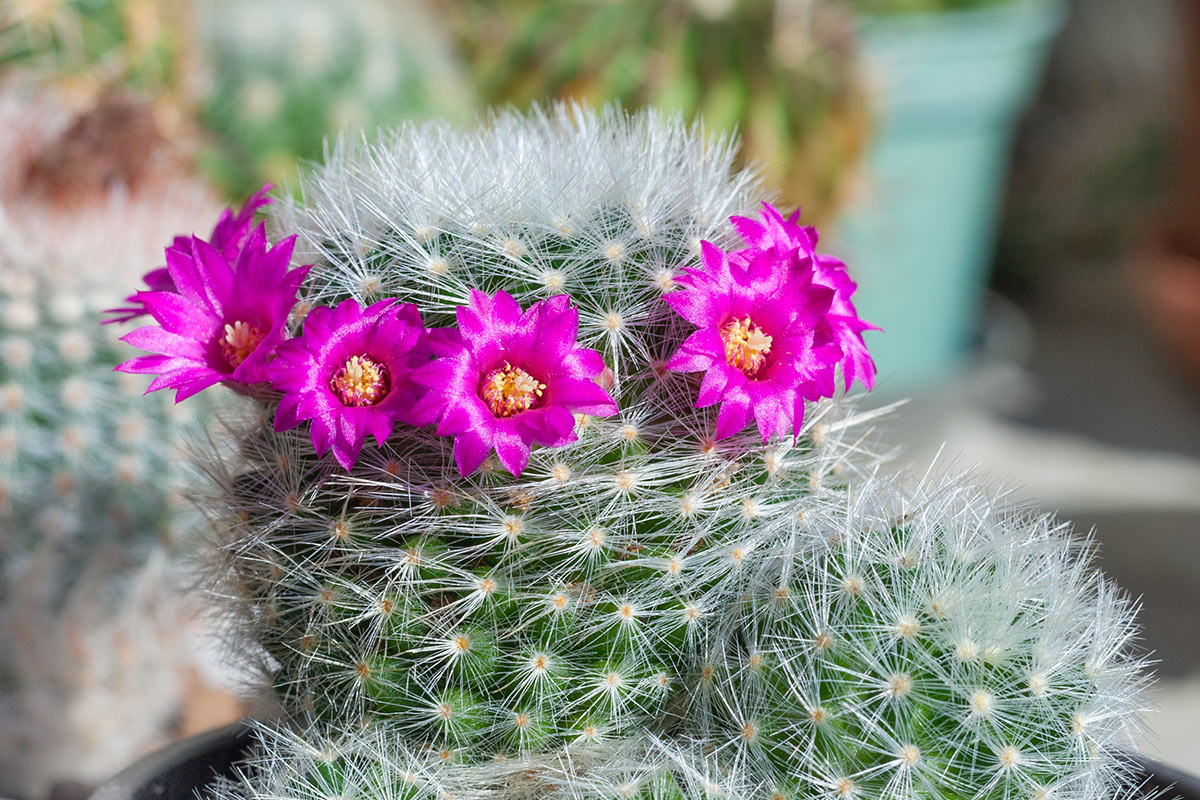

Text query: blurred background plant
(191, 0), (473, 197)
(0, 82), (240, 800)
(851, 0), (1015, 14)
(443, 0), (867, 226)
(0, 0), (474, 199)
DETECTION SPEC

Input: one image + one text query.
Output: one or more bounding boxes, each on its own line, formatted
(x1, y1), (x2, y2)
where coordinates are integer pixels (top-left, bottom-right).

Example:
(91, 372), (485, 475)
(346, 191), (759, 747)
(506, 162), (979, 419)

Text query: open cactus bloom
(109, 106), (1149, 800)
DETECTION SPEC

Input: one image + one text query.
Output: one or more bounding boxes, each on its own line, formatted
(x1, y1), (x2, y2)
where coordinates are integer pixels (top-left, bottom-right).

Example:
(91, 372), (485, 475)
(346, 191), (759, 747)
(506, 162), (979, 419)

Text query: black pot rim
(89, 723), (251, 800)
(92, 727), (1200, 800)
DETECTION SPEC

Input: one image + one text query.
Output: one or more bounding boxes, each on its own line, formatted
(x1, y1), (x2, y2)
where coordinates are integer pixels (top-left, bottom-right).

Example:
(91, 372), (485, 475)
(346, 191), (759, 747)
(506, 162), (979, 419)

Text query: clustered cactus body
(144, 105), (1149, 800)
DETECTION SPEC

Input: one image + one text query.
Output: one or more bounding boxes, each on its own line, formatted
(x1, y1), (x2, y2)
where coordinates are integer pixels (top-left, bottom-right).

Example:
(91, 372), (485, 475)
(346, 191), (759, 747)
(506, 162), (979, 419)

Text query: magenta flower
(116, 224), (309, 401)
(665, 203), (875, 441)
(104, 185), (273, 324)
(409, 290), (618, 477)
(269, 299), (428, 471)
(730, 202), (877, 392)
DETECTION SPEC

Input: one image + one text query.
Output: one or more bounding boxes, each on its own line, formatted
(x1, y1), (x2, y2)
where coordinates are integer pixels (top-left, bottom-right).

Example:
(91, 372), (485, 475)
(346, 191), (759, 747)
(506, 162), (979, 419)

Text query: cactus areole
(105, 106), (1149, 800)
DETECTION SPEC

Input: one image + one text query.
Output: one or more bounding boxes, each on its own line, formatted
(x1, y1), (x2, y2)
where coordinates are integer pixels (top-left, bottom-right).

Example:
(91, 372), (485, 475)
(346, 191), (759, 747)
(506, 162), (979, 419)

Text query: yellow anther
(720, 317), (773, 377)
(481, 362), (545, 417)
(220, 320), (266, 368)
(330, 354), (389, 406)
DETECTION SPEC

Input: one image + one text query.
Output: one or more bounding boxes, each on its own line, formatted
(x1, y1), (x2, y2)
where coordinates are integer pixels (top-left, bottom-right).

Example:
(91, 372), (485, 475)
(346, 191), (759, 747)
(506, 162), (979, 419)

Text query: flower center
(720, 316), (773, 377)
(481, 361), (546, 417)
(330, 354), (390, 407)
(220, 320), (266, 368)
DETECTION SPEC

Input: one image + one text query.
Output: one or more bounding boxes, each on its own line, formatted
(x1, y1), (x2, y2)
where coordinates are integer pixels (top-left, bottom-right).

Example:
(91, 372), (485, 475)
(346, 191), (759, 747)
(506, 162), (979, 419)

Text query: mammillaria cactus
(113, 105), (1149, 800)
(0, 84), (241, 800)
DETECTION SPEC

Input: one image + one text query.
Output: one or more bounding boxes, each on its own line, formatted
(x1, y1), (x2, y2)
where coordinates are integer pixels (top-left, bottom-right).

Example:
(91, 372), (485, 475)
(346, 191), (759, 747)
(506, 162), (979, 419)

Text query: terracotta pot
(90, 726), (1200, 800)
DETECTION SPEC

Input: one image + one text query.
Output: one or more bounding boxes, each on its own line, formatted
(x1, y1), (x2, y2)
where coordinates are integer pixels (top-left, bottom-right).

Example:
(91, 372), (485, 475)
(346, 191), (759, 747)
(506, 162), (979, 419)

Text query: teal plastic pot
(834, 0), (1066, 394)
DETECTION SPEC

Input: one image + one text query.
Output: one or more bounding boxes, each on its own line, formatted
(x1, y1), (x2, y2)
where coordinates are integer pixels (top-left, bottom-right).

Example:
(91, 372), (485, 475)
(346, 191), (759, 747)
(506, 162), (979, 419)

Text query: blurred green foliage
(194, 0), (473, 197)
(445, 0), (867, 223)
(853, 0), (1018, 13)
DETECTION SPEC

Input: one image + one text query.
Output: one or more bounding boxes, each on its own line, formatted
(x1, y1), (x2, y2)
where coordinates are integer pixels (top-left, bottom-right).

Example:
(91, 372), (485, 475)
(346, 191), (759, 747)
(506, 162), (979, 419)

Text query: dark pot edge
(90, 723), (252, 800)
(92, 727), (1200, 800)
(1131, 753), (1200, 799)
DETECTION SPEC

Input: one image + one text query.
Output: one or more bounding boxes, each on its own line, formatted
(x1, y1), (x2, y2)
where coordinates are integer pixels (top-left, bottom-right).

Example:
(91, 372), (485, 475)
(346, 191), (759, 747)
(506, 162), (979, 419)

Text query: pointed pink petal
(715, 392), (752, 439)
(454, 432), (492, 476)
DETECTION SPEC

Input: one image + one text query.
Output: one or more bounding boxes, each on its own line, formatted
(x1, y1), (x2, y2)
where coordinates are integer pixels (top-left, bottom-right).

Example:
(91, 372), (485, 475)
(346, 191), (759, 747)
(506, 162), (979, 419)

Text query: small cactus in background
(194, 0), (473, 197)
(0, 85), (237, 800)
(114, 105), (1149, 800)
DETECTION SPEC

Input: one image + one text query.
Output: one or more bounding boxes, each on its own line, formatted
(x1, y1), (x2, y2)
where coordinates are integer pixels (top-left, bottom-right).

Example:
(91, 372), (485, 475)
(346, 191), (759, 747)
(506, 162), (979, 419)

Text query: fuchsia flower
(104, 185), (274, 324)
(730, 203), (877, 392)
(410, 290), (618, 477)
(665, 203), (875, 441)
(116, 224), (309, 400)
(269, 299), (428, 471)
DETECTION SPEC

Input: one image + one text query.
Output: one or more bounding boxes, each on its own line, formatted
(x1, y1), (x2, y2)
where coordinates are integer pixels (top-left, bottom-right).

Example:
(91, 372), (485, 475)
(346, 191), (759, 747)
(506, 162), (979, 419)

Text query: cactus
(198, 104), (877, 745)
(0, 86), (233, 799)
(194, 0), (473, 197)
(210, 475), (1148, 800)
(115, 105), (1148, 800)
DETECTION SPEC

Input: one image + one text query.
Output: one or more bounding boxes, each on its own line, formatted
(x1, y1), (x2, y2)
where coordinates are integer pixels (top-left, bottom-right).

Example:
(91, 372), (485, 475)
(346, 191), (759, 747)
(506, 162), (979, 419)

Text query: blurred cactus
(193, 0), (473, 198)
(443, 0), (866, 224)
(0, 0), (199, 139)
(0, 85), (236, 800)
(169, 106), (1149, 800)
(2, 0), (474, 201)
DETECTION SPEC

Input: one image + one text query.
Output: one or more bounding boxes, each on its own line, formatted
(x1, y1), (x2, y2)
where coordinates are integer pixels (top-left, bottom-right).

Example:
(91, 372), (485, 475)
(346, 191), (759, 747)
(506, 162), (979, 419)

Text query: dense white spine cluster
(200, 105), (1149, 800)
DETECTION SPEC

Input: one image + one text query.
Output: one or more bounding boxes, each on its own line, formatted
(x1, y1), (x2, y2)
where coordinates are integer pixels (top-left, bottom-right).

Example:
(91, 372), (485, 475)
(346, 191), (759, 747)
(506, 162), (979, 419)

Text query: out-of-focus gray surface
(872, 0), (1199, 773)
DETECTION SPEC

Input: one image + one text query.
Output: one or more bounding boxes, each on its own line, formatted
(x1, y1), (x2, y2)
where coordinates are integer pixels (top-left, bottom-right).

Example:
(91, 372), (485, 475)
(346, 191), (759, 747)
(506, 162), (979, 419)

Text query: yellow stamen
(330, 354), (390, 407)
(481, 361), (546, 417)
(720, 317), (773, 377)
(219, 320), (266, 368)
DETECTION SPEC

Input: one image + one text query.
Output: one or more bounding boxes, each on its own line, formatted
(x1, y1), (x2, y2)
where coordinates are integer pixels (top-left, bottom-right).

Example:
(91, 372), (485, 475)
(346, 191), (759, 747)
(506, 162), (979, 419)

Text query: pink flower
(730, 202), (877, 393)
(104, 185), (273, 324)
(410, 290), (618, 477)
(268, 299), (429, 471)
(116, 224), (309, 401)
(665, 203), (875, 441)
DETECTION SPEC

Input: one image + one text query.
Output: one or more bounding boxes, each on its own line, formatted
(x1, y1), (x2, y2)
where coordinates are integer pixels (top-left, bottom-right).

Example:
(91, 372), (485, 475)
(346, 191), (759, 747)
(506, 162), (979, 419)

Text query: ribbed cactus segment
(214, 331), (875, 761)
(693, 478), (1148, 800)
